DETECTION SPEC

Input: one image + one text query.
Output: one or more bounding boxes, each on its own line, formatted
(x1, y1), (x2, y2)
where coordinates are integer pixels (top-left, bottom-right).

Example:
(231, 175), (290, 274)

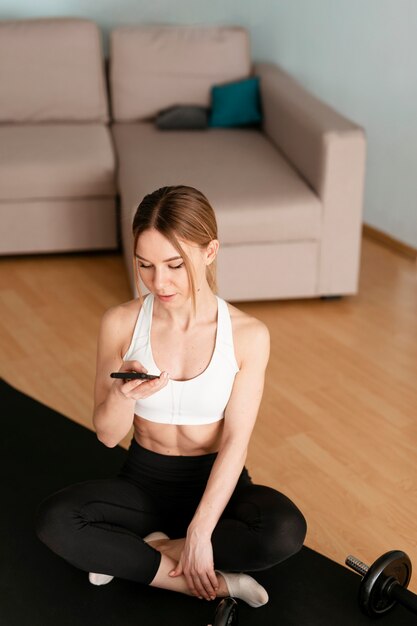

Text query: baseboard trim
(363, 224), (417, 260)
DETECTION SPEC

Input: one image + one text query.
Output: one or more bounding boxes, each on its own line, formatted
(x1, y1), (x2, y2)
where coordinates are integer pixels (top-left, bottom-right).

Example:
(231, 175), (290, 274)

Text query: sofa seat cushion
(0, 124), (116, 200)
(112, 122), (322, 245)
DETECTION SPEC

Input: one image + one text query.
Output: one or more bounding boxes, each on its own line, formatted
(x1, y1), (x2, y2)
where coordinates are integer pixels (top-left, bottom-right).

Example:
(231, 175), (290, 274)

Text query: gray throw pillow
(156, 105), (209, 130)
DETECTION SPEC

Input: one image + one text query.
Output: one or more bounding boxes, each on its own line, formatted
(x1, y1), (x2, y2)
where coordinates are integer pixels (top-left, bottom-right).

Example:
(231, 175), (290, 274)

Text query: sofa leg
(320, 295), (342, 301)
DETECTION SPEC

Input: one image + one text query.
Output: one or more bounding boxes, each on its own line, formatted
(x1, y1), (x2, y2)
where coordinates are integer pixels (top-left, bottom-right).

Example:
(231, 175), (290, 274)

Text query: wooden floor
(1, 238), (417, 591)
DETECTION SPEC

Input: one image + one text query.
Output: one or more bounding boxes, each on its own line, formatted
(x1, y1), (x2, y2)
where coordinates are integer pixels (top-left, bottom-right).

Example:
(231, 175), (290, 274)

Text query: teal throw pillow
(209, 76), (262, 128)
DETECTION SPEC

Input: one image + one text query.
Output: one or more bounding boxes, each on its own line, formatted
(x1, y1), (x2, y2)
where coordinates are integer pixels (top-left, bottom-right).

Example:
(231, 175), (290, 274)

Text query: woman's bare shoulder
(102, 297), (141, 327)
(226, 302), (269, 334)
(97, 297), (145, 360)
(226, 302), (270, 362)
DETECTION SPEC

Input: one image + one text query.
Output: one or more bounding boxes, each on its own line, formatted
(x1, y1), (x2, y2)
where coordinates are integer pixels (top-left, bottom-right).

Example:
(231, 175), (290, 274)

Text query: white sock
(88, 572), (114, 586)
(216, 570), (269, 608)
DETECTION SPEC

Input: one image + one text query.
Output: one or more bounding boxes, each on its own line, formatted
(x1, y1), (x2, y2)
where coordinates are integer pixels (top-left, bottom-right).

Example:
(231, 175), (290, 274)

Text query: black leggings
(36, 439), (307, 585)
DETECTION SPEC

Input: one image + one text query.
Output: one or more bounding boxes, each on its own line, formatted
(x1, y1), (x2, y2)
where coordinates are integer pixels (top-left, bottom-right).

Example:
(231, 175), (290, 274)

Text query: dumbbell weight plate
(213, 597), (238, 625)
(360, 550), (412, 616)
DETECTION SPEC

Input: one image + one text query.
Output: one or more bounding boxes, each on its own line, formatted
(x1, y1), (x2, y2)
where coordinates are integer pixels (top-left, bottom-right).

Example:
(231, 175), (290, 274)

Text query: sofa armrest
(255, 61), (366, 295)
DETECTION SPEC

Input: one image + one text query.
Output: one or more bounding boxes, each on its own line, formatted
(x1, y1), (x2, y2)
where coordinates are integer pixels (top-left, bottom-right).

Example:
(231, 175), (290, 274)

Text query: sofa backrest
(0, 18), (109, 123)
(110, 25), (251, 122)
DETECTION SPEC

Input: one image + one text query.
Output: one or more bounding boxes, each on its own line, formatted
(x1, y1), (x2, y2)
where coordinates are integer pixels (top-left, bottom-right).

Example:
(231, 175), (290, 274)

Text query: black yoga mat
(1, 378), (415, 626)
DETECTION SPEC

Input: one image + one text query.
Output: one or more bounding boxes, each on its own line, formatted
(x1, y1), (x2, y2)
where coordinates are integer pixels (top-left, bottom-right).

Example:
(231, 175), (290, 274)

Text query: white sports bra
(123, 294), (240, 425)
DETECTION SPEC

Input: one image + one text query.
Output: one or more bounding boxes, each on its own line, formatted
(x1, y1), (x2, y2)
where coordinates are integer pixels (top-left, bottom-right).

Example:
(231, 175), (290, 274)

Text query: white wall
(253, 1), (417, 248)
(1, 0), (416, 246)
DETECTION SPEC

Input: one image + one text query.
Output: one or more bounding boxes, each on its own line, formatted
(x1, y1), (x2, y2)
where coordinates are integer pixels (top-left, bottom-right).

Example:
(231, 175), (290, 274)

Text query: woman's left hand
(169, 531), (218, 601)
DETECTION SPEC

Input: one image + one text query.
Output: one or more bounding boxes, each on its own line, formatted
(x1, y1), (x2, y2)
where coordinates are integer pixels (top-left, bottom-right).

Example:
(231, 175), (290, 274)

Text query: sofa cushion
(112, 122), (322, 245)
(0, 198), (118, 254)
(209, 77), (262, 128)
(110, 26), (251, 122)
(0, 125), (116, 200)
(0, 18), (109, 123)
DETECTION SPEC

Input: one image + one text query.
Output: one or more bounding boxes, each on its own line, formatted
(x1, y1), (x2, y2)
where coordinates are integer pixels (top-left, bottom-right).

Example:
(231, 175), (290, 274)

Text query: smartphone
(110, 372), (160, 380)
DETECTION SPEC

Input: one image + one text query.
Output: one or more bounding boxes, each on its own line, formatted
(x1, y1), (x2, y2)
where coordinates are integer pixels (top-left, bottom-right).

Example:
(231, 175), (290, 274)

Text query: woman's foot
(144, 536), (267, 606)
(145, 535), (185, 562)
(215, 571), (269, 607)
(143, 531), (170, 543)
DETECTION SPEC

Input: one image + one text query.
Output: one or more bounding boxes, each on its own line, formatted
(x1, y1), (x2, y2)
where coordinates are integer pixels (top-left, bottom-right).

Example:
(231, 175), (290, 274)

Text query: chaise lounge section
(110, 25), (366, 301)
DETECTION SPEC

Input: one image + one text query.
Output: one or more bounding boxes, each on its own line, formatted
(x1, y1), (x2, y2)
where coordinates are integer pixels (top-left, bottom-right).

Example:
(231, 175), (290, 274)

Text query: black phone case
(110, 372), (159, 380)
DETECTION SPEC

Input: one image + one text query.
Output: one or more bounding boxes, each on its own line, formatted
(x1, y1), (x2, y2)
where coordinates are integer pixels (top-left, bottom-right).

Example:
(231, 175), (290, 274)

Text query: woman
(36, 185), (307, 607)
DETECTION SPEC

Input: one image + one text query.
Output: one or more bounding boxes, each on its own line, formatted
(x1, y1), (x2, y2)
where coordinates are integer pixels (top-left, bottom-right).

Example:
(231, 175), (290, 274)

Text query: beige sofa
(110, 25), (366, 301)
(0, 18), (117, 255)
(0, 19), (366, 302)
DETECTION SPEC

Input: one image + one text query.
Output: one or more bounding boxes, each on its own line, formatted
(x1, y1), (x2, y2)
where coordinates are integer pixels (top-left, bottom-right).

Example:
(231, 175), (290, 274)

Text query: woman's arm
(171, 317), (270, 598)
(190, 318), (270, 534)
(93, 306), (168, 447)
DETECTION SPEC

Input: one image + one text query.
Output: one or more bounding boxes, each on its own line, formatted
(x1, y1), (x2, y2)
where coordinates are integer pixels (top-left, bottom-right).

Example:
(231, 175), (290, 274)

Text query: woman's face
(135, 229), (209, 305)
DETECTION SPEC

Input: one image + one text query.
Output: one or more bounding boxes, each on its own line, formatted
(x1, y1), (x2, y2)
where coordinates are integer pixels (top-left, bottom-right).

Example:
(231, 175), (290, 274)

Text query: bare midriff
(133, 413), (223, 456)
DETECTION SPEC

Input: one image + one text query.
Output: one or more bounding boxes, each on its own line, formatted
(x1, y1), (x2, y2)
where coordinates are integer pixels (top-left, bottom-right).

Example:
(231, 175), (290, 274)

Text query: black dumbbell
(212, 597), (238, 625)
(346, 550), (417, 617)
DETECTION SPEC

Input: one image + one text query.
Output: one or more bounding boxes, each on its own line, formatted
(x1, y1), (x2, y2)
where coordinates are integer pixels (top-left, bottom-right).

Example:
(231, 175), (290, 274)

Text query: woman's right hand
(112, 360), (169, 401)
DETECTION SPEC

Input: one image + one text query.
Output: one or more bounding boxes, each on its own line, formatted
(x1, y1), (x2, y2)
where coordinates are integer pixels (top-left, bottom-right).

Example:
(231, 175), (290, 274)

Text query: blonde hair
(132, 185), (218, 314)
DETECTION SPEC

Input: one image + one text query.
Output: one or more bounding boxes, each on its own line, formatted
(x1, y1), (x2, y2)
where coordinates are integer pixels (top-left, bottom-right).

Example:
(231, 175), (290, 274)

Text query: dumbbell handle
(386, 580), (417, 614)
(346, 555), (369, 577)
(346, 555), (417, 615)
